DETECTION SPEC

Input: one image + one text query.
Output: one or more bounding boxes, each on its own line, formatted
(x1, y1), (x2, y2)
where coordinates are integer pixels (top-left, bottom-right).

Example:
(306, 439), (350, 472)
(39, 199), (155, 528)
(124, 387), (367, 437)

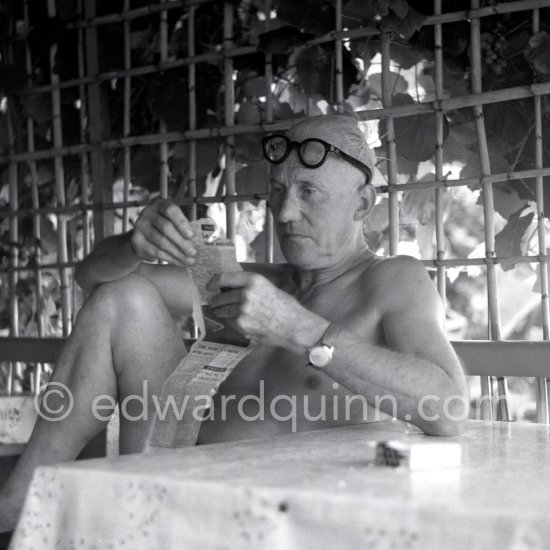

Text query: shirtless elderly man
(0, 114), (467, 530)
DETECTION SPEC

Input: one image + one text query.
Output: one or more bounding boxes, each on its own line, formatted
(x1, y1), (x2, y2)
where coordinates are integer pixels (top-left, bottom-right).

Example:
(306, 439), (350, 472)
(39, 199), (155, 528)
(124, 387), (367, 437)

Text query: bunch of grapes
(480, 28), (508, 77)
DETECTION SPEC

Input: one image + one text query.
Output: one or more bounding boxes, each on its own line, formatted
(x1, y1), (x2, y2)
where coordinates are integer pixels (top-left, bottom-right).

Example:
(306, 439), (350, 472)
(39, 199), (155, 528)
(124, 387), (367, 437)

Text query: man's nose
(275, 189), (302, 223)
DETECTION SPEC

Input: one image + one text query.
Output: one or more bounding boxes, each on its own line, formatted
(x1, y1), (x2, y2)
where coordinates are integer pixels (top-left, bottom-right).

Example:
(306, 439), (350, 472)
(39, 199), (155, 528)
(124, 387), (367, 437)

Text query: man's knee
(79, 273), (167, 324)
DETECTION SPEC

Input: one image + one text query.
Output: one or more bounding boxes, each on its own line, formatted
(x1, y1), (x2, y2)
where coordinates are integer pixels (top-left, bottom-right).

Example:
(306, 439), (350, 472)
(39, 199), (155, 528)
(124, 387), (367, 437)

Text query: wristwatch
(307, 323), (339, 369)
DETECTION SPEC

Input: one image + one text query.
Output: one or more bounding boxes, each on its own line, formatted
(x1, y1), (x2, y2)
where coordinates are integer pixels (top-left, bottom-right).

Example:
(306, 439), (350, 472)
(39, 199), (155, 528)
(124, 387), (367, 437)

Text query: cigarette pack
(374, 439), (461, 470)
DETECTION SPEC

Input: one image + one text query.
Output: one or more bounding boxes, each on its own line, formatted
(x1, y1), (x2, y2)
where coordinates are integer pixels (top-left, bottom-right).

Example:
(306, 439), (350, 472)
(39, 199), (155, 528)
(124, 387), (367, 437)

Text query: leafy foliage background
(0, 0), (549, 414)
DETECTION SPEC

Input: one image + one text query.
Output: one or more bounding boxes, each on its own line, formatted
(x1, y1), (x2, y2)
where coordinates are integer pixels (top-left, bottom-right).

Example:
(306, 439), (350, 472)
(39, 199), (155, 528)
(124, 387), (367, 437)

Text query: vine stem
(509, 121), (536, 174)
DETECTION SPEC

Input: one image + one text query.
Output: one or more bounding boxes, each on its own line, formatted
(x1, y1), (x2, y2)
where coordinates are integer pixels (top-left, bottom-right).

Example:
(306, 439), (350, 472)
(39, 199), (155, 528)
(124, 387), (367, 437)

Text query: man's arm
(75, 199), (199, 316)
(74, 232), (142, 293)
(207, 258), (468, 436)
(318, 257), (468, 436)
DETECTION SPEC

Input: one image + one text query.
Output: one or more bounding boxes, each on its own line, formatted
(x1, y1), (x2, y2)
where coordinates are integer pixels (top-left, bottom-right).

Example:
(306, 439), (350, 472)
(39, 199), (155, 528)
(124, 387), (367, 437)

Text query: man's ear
(353, 184), (376, 221)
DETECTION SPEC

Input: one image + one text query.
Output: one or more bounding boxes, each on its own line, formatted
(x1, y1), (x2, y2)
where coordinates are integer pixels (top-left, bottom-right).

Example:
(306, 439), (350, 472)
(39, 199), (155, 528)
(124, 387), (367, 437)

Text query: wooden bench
(0, 337), (548, 427)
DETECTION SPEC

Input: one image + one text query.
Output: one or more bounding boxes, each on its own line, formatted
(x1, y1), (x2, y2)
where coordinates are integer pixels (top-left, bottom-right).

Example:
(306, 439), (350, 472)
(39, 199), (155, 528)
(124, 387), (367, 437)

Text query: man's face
(269, 151), (363, 270)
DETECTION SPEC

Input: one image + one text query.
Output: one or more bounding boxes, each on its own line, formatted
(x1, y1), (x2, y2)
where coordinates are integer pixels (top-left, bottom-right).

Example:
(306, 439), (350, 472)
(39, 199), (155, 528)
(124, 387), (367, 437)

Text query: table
(9, 420), (550, 550)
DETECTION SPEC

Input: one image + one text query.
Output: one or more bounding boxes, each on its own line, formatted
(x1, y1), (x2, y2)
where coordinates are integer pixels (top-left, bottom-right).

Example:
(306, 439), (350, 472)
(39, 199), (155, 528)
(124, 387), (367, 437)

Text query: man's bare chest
(218, 282), (385, 400)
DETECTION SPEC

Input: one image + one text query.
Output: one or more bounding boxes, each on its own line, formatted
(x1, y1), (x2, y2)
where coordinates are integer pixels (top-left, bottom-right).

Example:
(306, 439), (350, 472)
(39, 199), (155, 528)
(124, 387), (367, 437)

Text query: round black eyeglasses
(261, 134), (372, 185)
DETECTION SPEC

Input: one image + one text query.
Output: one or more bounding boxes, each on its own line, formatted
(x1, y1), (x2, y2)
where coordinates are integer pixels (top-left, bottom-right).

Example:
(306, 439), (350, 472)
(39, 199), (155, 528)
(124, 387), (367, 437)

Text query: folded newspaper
(147, 219), (251, 449)
(187, 218), (240, 306)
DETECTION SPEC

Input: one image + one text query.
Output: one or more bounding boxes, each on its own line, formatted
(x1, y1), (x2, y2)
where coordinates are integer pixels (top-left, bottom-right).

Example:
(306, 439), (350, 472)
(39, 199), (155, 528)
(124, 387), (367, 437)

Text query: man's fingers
(209, 289), (242, 309)
(136, 230), (189, 268)
(155, 199), (195, 239)
(211, 304), (242, 320)
(207, 271), (255, 291)
(149, 216), (197, 259)
(148, 225), (196, 266)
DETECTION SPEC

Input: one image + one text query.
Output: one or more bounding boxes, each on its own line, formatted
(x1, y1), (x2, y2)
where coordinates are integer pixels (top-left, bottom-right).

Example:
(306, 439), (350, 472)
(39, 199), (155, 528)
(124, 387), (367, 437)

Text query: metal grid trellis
(0, 0), (549, 423)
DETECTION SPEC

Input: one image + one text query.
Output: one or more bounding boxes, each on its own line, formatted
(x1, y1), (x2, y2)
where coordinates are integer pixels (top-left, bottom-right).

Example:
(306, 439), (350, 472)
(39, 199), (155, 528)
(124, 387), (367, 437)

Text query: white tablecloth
(10, 420), (550, 550)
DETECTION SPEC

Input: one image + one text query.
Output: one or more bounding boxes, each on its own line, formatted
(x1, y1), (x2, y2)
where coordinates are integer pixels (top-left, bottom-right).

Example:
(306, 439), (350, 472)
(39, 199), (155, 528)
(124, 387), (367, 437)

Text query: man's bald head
(286, 114), (375, 185)
(268, 114), (378, 269)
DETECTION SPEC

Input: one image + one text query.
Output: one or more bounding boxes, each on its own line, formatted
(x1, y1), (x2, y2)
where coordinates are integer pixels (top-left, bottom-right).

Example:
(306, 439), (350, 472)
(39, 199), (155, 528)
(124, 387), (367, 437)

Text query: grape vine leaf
(492, 185), (527, 222)
(236, 162), (269, 196)
(235, 134), (264, 163)
(273, 0), (334, 36)
(21, 94), (51, 125)
(367, 71), (408, 98)
(379, 6), (426, 40)
(379, 93), (449, 162)
(242, 76), (267, 99)
(295, 43), (360, 98)
(495, 206), (534, 270)
(328, 0), (391, 24)
(389, 0), (408, 19)
(127, 148), (161, 192)
(524, 31), (550, 82)
(258, 26), (314, 54)
(233, 53), (273, 73)
(27, 17), (66, 52)
(148, 70), (189, 130)
(148, 66), (220, 131)
(173, 139), (222, 176)
(0, 64), (26, 95)
(237, 100), (262, 125)
(485, 100), (531, 150)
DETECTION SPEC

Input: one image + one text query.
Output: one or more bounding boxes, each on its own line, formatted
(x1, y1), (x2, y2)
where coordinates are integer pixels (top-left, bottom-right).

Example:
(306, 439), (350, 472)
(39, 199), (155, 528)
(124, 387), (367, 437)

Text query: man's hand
(207, 272), (328, 352)
(130, 198), (197, 268)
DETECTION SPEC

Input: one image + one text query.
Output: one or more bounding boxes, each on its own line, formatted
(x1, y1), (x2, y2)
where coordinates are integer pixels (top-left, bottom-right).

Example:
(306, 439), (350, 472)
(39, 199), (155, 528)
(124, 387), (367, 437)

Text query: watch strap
(319, 322), (339, 348)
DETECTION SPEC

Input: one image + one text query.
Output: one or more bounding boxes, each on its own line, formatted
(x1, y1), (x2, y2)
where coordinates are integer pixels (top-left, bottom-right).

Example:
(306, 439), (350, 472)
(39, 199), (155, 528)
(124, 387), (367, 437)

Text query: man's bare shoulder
(362, 254), (439, 313)
(366, 254), (429, 282)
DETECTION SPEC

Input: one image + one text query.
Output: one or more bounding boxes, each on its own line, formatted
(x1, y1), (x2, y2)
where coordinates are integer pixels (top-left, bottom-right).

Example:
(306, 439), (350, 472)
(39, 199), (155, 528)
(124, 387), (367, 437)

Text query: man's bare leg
(0, 273), (186, 531)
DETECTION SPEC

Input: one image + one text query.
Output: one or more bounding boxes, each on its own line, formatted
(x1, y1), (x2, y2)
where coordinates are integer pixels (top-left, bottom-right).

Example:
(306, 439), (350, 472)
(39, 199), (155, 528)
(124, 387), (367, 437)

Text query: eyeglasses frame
(261, 134), (372, 185)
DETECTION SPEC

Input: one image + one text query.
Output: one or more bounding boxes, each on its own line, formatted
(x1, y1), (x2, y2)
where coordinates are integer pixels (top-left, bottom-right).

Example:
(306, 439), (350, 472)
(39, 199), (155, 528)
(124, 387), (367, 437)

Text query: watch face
(308, 345), (333, 368)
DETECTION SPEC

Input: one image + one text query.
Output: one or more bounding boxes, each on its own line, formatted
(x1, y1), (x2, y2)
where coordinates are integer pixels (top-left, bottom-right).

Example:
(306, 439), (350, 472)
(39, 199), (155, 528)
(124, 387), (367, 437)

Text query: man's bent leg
(0, 273), (186, 531)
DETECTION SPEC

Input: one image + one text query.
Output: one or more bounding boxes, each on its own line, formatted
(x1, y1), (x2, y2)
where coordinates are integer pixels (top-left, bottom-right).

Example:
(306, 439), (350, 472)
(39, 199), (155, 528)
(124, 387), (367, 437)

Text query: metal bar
(334, 0), (344, 113)
(186, 5), (198, 340)
(454, 340), (550, 378)
(3, 160), (550, 224)
(263, 0), (274, 263)
(84, 0), (107, 244)
(5, 161), (550, 220)
(62, 0), (550, 45)
(67, 0), (203, 28)
(22, 47), (259, 96)
(6, 62), (18, 395)
(23, 0), (46, 394)
(433, 0), (446, 306)
(379, 166), (550, 192)
(0, 194), (270, 219)
(381, 33), (399, 255)
(4, 336), (549, 380)
(47, 0), (72, 337)
(0, 338), (66, 364)
(11, 249), (550, 274)
(532, 8), (550, 424)
(8, 79), (550, 166)
(159, 8), (169, 200)
(188, 5), (197, 221)
(77, 0), (92, 257)
(223, 3), (237, 241)
(122, 0), (132, 232)
(24, 1), (550, 97)
(4, 162), (550, 209)
(470, 0), (508, 420)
